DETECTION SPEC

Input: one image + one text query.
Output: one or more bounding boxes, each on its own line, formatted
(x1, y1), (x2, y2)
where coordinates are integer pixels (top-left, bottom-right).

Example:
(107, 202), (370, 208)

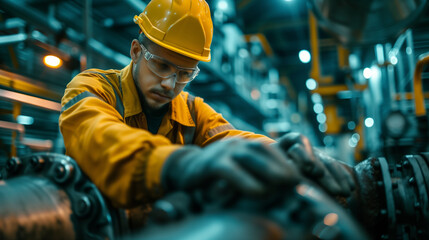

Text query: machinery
(347, 154), (429, 239)
(1, 0), (429, 239)
(1, 151), (429, 240)
(0, 153), (116, 240)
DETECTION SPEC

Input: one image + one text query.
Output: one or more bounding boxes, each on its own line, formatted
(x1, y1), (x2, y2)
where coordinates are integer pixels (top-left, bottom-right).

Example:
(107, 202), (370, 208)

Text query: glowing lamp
(43, 55), (62, 68)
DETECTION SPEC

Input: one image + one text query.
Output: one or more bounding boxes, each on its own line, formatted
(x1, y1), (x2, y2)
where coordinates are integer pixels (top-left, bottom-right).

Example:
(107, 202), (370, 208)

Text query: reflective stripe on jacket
(59, 62), (275, 208)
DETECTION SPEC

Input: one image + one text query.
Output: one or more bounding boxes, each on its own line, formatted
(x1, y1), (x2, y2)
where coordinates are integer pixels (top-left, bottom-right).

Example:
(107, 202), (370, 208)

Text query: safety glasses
(140, 43), (200, 84)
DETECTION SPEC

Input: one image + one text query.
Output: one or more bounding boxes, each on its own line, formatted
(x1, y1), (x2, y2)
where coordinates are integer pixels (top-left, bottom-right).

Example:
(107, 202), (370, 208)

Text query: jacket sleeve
(59, 73), (181, 208)
(192, 96), (276, 146)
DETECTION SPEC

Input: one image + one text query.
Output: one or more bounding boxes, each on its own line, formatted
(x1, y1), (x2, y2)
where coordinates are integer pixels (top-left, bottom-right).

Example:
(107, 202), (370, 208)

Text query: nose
(160, 75), (176, 90)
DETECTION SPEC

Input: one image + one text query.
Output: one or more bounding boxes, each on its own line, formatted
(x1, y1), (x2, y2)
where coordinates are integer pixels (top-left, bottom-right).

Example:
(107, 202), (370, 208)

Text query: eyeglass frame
(139, 43), (200, 84)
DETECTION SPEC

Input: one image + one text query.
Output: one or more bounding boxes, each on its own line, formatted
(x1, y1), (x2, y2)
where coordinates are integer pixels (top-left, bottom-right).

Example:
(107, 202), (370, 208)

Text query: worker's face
(130, 39), (199, 110)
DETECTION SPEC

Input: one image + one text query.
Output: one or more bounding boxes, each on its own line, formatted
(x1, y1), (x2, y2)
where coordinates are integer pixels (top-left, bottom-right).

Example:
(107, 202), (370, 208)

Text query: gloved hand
(275, 132), (355, 197)
(162, 138), (302, 196)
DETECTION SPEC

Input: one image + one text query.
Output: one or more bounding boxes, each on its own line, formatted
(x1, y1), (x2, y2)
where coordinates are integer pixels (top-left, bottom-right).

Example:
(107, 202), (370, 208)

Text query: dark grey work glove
(162, 138), (301, 196)
(276, 132), (355, 197)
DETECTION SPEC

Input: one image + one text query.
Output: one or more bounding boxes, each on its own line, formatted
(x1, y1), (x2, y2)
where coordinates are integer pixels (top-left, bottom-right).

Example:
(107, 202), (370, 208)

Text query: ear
(130, 39), (142, 64)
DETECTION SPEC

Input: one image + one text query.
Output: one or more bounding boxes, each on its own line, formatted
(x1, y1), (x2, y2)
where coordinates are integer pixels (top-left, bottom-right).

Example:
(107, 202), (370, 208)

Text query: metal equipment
(347, 153), (429, 239)
(308, 0), (428, 45)
(0, 152), (369, 240)
(0, 153), (117, 240)
(134, 180), (369, 240)
(1, 151), (429, 239)
(381, 51), (429, 161)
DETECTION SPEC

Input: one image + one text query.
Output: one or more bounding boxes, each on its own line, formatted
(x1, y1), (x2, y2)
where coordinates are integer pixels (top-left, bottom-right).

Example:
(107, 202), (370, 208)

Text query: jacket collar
(120, 62), (195, 127)
(171, 92), (195, 127)
(120, 62), (142, 118)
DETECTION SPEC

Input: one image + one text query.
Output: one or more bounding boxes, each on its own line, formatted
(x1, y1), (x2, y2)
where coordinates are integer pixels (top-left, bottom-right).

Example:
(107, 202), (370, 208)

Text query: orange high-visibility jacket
(59, 63), (275, 208)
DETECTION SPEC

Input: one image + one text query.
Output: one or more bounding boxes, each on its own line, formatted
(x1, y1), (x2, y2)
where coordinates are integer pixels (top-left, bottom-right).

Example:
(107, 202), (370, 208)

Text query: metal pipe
(0, 18), (26, 31)
(84, 0), (93, 68)
(88, 39), (131, 66)
(309, 10), (320, 79)
(0, 120), (25, 134)
(0, 69), (63, 101)
(21, 138), (53, 151)
(125, 0), (147, 12)
(10, 102), (22, 157)
(0, 0), (63, 35)
(0, 176), (75, 240)
(0, 89), (61, 112)
(0, 33), (28, 46)
(414, 52), (429, 116)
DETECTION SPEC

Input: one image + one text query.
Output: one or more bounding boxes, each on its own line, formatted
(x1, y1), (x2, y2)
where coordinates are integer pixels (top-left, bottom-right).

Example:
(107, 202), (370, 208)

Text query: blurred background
(0, 0), (428, 167)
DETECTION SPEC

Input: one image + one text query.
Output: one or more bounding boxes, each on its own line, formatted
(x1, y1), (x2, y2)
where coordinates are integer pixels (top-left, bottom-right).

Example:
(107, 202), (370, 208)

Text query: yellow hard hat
(134, 0), (213, 62)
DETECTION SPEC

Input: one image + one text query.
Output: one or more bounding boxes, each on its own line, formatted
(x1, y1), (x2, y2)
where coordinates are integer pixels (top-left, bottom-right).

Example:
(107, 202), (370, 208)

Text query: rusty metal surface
(0, 176), (75, 240)
(347, 154), (429, 239)
(0, 153), (118, 240)
(1, 152), (429, 240)
(348, 157), (384, 235)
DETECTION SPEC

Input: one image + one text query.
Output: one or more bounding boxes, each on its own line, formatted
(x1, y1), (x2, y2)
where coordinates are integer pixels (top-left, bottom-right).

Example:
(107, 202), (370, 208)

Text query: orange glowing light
(251, 89), (261, 100)
(323, 213), (339, 226)
(43, 55), (62, 68)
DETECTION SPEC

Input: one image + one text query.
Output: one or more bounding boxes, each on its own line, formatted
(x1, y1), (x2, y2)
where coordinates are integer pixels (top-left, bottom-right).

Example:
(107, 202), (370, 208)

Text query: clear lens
(147, 57), (197, 83)
(148, 58), (174, 77)
(141, 43), (198, 84)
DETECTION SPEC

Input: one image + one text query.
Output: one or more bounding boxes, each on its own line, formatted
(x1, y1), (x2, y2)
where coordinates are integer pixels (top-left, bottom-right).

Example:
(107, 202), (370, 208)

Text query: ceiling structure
(1, 0), (429, 156)
(0, 0), (339, 96)
(1, 0), (428, 92)
(0, 0), (321, 134)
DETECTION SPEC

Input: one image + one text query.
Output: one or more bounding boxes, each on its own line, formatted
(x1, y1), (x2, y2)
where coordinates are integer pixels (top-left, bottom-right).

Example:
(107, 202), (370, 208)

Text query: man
(59, 0), (354, 208)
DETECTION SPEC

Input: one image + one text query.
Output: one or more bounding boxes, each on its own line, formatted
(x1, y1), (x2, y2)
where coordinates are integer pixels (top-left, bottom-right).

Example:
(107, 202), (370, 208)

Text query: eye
(179, 70), (193, 78)
(151, 58), (172, 73)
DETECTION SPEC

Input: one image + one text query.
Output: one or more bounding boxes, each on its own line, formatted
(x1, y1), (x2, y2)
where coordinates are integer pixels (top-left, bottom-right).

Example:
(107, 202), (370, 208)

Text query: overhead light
(348, 133), (360, 148)
(299, 50), (311, 63)
(218, 0), (228, 10)
(238, 48), (249, 58)
(311, 93), (322, 103)
(290, 113), (301, 123)
(319, 123), (327, 133)
(17, 115), (34, 125)
(352, 133), (360, 142)
(317, 113), (327, 123)
(306, 78), (318, 90)
(406, 47), (413, 55)
(313, 103), (324, 114)
(43, 55), (62, 68)
(365, 117), (374, 128)
(390, 56), (398, 65)
(324, 213), (339, 226)
(363, 67), (373, 79)
(383, 111), (409, 138)
(250, 89), (260, 100)
(348, 54), (359, 68)
(347, 121), (356, 130)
